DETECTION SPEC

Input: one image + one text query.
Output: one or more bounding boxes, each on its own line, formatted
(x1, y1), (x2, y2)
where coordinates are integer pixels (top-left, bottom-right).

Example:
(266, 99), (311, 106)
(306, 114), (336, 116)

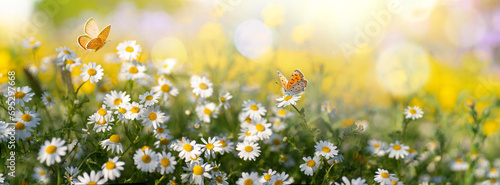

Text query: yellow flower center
(244, 146), (253, 152)
(184, 144), (193, 152)
(381, 172), (390, 178)
(193, 165), (204, 175)
(113, 98), (122, 105)
(14, 92), (25, 99)
(26, 136), (34, 142)
(160, 138), (169, 145)
(105, 161), (115, 170)
(129, 66), (138, 74)
(15, 122), (25, 130)
(117, 107), (126, 114)
(163, 64), (168, 69)
(66, 59), (75, 65)
(141, 145), (150, 151)
(161, 84), (171, 92)
(125, 46), (134, 52)
(246, 118), (252, 123)
(40, 171), (46, 175)
(206, 143), (214, 150)
(88, 182), (97, 185)
(199, 83), (208, 90)
(156, 127), (164, 133)
(273, 139), (281, 145)
(307, 160), (315, 167)
(250, 105), (259, 111)
(142, 155), (151, 163)
(216, 176), (224, 183)
(204, 108), (212, 115)
(322, 146), (331, 153)
(191, 155), (199, 161)
(264, 174), (272, 181)
(244, 179), (253, 185)
(219, 140), (227, 147)
(63, 50), (71, 54)
(491, 179), (497, 183)
(409, 149), (416, 153)
(245, 130), (251, 136)
(284, 96), (292, 101)
(220, 97), (226, 103)
(109, 134), (120, 143)
(393, 145), (401, 150)
(96, 119), (106, 125)
(87, 68), (97, 76)
(131, 106), (140, 113)
(46, 145), (57, 154)
(46, 96), (52, 102)
(256, 124), (265, 132)
(391, 180), (397, 185)
(409, 109), (417, 114)
(145, 95), (154, 101)
(22, 114), (32, 122)
(161, 158), (170, 167)
(170, 180), (177, 185)
(29, 40), (37, 45)
(98, 108), (107, 116)
(374, 144), (380, 148)
(491, 169), (497, 173)
(278, 109), (286, 115)
(149, 112), (157, 121)
(274, 180), (283, 185)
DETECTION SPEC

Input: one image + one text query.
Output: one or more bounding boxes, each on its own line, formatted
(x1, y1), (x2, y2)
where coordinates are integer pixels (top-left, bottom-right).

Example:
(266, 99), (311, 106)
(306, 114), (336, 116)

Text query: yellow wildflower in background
(483, 120), (500, 136)
(261, 4), (285, 28)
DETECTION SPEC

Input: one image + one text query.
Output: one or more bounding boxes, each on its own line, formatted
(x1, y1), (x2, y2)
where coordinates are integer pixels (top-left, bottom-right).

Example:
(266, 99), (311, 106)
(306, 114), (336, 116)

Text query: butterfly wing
(287, 79), (308, 95)
(85, 38), (104, 51)
(84, 17), (100, 38)
(98, 25), (111, 42)
(77, 35), (92, 49)
(277, 70), (289, 90)
(286, 69), (305, 89)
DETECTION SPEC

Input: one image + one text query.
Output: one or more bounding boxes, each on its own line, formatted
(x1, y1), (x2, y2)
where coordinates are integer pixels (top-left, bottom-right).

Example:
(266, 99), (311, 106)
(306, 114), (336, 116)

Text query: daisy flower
(242, 100), (267, 120)
(100, 134), (124, 154)
(276, 95), (301, 108)
(22, 37), (41, 49)
(181, 160), (213, 185)
(64, 166), (80, 185)
(450, 158), (469, 171)
(314, 140), (339, 159)
(238, 126), (259, 143)
(333, 176), (368, 185)
(56, 46), (76, 62)
(95, 105), (110, 123)
(153, 125), (171, 139)
(32, 167), (50, 184)
(87, 113), (114, 133)
(15, 107), (41, 127)
(354, 120), (369, 132)
(126, 102), (144, 120)
(217, 135), (234, 155)
(41, 92), (55, 107)
(122, 60), (147, 80)
(299, 156), (321, 176)
(57, 57), (82, 72)
(268, 134), (284, 152)
(116, 40), (142, 60)
(374, 168), (397, 185)
(152, 76), (179, 102)
(387, 140), (409, 160)
(236, 141), (261, 161)
(211, 172), (229, 185)
(104, 90), (130, 109)
(261, 169), (277, 184)
(488, 168), (499, 178)
(0, 121), (10, 143)
(155, 58), (177, 75)
(5, 86), (35, 106)
(200, 137), (223, 159)
(139, 90), (160, 107)
(403, 106), (424, 120)
(236, 172), (261, 185)
(102, 156), (125, 181)
(273, 107), (293, 119)
(37, 137), (68, 166)
(115, 104), (129, 121)
(482, 179), (500, 185)
(168, 177), (179, 185)
(77, 170), (106, 185)
(66, 140), (83, 161)
(80, 62), (104, 83)
(191, 75), (214, 98)
(196, 102), (217, 123)
(133, 148), (159, 173)
(271, 117), (287, 132)
(321, 102), (336, 118)
(141, 105), (169, 129)
(12, 121), (33, 141)
(248, 118), (273, 140)
(270, 172), (294, 185)
(178, 138), (202, 161)
(218, 91), (233, 110)
(157, 151), (177, 175)
(154, 137), (172, 150)
(366, 140), (387, 156)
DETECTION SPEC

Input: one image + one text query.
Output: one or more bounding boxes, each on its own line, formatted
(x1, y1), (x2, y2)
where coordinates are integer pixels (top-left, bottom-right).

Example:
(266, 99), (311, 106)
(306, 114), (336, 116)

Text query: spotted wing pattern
(286, 69), (304, 89)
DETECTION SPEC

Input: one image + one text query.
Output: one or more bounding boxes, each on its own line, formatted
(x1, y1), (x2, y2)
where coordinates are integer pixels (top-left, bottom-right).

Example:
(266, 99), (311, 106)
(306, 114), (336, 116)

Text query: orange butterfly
(277, 69), (308, 95)
(77, 18), (110, 52)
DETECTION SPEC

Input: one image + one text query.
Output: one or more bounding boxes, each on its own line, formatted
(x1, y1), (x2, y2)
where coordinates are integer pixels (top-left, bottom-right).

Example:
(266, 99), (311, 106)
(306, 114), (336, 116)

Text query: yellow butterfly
(277, 69), (308, 95)
(77, 18), (110, 52)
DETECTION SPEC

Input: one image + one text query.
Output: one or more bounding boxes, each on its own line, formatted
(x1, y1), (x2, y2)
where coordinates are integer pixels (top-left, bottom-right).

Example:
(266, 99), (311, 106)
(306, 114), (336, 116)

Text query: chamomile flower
(260, 169), (277, 184)
(218, 91), (233, 110)
(242, 100), (267, 120)
(64, 166), (80, 185)
(140, 105), (168, 129)
(268, 134), (284, 152)
(216, 136), (234, 155)
(77, 170), (107, 185)
(116, 40), (142, 60)
(87, 113), (114, 133)
(270, 172), (294, 185)
(236, 141), (261, 161)
(41, 92), (55, 107)
(5, 86), (35, 106)
(66, 140), (83, 161)
(157, 151), (177, 175)
(95, 105), (110, 123)
(102, 156), (125, 181)
(404, 106), (424, 120)
(196, 102), (217, 123)
(168, 177), (179, 185)
(0, 121), (10, 143)
(133, 148), (159, 173)
(22, 37), (41, 49)
(181, 160), (213, 185)
(248, 118), (272, 140)
(354, 120), (369, 132)
(238, 126), (259, 143)
(156, 58), (177, 75)
(276, 95), (301, 107)
(15, 107), (41, 127)
(100, 134), (124, 154)
(32, 167), (50, 184)
(115, 104), (129, 121)
(57, 57), (82, 71)
(126, 102), (144, 120)
(387, 141), (409, 160)
(191, 75), (213, 98)
(152, 76), (179, 102)
(488, 168), (499, 178)
(139, 90), (160, 107)
(314, 140), (339, 159)
(178, 138), (202, 161)
(366, 140), (387, 156)
(80, 62), (104, 83)
(154, 137), (172, 150)
(211, 171), (229, 185)
(482, 179), (500, 185)
(374, 168), (397, 185)
(333, 176), (368, 185)
(104, 90), (130, 109)
(56, 46), (76, 62)
(270, 117), (287, 132)
(450, 158), (469, 171)
(200, 137), (223, 159)
(37, 137), (68, 166)
(299, 156), (321, 176)
(122, 60), (147, 80)
(273, 107), (293, 119)
(153, 125), (171, 139)
(12, 121), (33, 140)
(236, 172), (261, 185)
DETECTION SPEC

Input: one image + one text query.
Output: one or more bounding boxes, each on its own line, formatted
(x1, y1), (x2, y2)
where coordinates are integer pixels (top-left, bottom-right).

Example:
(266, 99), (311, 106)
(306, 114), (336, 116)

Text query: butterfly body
(77, 18), (110, 52)
(277, 69), (308, 96)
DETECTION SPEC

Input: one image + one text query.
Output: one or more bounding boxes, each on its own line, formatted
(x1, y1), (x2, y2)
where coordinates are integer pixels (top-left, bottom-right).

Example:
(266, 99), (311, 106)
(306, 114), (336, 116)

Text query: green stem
(291, 104), (317, 142)
(74, 80), (87, 97)
(401, 119), (410, 142)
(155, 174), (167, 185)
